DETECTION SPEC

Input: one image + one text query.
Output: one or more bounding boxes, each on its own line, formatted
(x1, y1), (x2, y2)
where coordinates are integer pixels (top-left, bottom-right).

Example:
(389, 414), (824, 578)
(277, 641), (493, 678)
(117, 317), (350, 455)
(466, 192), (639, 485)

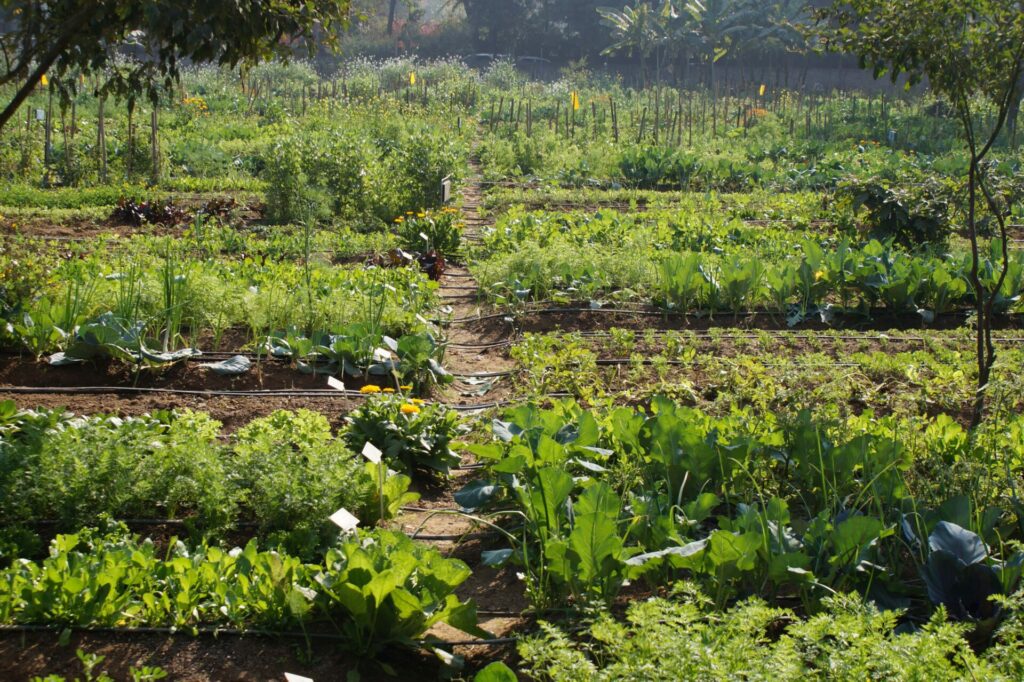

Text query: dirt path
(397, 153), (529, 645)
(437, 155), (517, 406)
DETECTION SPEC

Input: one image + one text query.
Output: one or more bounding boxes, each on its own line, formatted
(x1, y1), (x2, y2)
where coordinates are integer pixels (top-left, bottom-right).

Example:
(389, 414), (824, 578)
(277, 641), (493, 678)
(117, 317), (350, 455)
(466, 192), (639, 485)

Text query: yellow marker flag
(40, 74), (49, 86)
(759, 84), (766, 97)
(410, 72), (416, 86)
(571, 91), (580, 111)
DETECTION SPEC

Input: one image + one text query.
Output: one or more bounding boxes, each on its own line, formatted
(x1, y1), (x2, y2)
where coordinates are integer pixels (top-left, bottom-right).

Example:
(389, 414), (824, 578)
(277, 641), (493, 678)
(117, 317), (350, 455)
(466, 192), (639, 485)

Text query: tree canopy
(0, 0), (352, 130)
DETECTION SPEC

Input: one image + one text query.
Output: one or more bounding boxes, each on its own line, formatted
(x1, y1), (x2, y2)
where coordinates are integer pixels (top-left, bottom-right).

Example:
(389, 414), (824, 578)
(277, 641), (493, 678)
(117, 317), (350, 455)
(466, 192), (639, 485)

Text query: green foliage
(396, 208), (464, 257)
(316, 530), (487, 656)
(0, 409), (232, 531)
(264, 137), (315, 224)
(0, 407), (415, 560)
(343, 395), (465, 476)
(519, 585), (1018, 680)
(0, 525), (483, 659)
(457, 397), (1024, 613)
(0, 2), (352, 129)
(231, 410), (375, 555)
(839, 176), (953, 248)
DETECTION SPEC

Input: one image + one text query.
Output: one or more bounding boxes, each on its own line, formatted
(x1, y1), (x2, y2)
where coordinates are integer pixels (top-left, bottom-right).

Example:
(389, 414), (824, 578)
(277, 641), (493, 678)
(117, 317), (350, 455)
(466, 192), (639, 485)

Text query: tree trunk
(387, 0), (399, 36)
(967, 158), (987, 428)
(1008, 70), (1024, 148)
(97, 95), (107, 182)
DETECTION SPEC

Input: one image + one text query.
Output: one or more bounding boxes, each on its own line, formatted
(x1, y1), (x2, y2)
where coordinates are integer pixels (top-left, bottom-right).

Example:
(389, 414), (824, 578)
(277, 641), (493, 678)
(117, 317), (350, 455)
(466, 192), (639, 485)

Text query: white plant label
(328, 507), (359, 532)
(361, 441), (383, 464)
(284, 674), (314, 682)
(326, 376), (345, 391)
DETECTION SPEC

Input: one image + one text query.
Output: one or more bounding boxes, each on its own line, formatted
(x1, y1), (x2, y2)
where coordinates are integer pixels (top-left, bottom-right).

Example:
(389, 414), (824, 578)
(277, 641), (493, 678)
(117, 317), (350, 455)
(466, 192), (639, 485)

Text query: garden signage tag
(284, 675), (314, 682)
(361, 441), (383, 464)
(328, 507), (359, 532)
(326, 376), (345, 391)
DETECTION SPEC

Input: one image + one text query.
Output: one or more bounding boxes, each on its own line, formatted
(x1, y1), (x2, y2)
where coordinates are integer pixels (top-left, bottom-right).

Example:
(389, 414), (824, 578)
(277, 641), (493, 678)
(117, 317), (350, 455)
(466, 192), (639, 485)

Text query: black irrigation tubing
(521, 330), (1024, 344)
(0, 386), (367, 398)
(439, 305), (1001, 326)
(408, 531), (500, 542)
(446, 330), (1024, 351)
(0, 385), (569, 411)
(2, 518), (495, 545)
(451, 369), (514, 379)
(0, 624), (520, 647)
(447, 339), (517, 350)
(443, 358), (869, 381)
(17, 518), (260, 529)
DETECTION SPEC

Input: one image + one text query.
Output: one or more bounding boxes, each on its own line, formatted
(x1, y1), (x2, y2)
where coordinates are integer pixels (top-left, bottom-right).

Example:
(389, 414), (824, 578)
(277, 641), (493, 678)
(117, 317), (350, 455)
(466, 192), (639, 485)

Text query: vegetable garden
(2, 44), (1024, 681)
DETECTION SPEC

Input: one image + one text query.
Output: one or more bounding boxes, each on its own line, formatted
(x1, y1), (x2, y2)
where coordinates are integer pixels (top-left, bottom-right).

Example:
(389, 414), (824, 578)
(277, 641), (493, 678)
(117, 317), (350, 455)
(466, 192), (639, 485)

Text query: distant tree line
(452, 1), (811, 67)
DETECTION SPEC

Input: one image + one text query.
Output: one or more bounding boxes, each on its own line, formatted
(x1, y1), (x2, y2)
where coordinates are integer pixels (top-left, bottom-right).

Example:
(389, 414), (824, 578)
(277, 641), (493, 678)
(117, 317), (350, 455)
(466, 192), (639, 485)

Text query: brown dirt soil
(0, 193), (262, 240)
(493, 307), (1024, 335)
(0, 354), (372, 392)
(0, 631), (453, 681)
(0, 391), (358, 433)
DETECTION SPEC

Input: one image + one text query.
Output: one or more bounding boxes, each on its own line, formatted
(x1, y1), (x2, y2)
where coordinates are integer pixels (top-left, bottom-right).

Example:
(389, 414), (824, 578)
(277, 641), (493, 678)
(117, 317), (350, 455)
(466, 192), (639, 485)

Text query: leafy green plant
(396, 207), (463, 258)
(0, 525), (484, 662)
(32, 649), (167, 682)
(343, 394), (464, 475)
(519, 585), (1014, 681)
(231, 410), (378, 556)
(315, 530), (487, 657)
(48, 312), (201, 368)
(0, 409), (233, 533)
(908, 520), (1024, 636)
(840, 176), (953, 247)
(265, 136), (313, 224)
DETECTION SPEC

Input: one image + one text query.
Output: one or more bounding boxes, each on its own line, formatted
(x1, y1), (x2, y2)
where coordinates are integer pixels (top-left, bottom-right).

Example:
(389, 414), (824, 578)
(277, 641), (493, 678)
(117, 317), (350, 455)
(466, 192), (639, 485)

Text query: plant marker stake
(285, 675), (314, 682)
(326, 376), (345, 392)
(329, 507), (359, 533)
(362, 442), (385, 522)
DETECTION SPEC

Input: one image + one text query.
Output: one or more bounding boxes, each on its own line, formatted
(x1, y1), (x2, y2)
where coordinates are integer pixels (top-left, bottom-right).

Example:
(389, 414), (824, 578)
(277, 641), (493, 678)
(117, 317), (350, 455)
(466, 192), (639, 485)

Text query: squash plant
(343, 395), (465, 476)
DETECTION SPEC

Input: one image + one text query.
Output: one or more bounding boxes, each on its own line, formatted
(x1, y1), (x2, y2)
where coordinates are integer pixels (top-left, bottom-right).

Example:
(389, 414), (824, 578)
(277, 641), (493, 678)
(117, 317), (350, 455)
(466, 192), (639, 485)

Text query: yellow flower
(417, 212), (426, 218)
(814, 270), (826, 281)
(394, 217), (404, 223)
(382, 388), (395, 394)
(360, 385), (381, 394)
(399, 385), (413, 391)
(411, 398), (425, 406)
(400, 403), (421, 415)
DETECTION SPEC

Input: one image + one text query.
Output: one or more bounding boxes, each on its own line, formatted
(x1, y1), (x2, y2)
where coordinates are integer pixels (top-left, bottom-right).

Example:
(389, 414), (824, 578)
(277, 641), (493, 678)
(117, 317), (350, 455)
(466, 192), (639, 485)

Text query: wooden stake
(150, 107), (159, 185)
(97, 95), (107, 182)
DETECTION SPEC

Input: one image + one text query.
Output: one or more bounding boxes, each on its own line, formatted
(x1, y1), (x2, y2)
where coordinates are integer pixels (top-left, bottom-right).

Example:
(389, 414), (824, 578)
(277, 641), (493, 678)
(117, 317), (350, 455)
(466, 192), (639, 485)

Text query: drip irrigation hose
(0, 386), (569, 411)
(438, 304), (1006, 326)
(9, 518), (497, 544)
(0, 624), (520, 647)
